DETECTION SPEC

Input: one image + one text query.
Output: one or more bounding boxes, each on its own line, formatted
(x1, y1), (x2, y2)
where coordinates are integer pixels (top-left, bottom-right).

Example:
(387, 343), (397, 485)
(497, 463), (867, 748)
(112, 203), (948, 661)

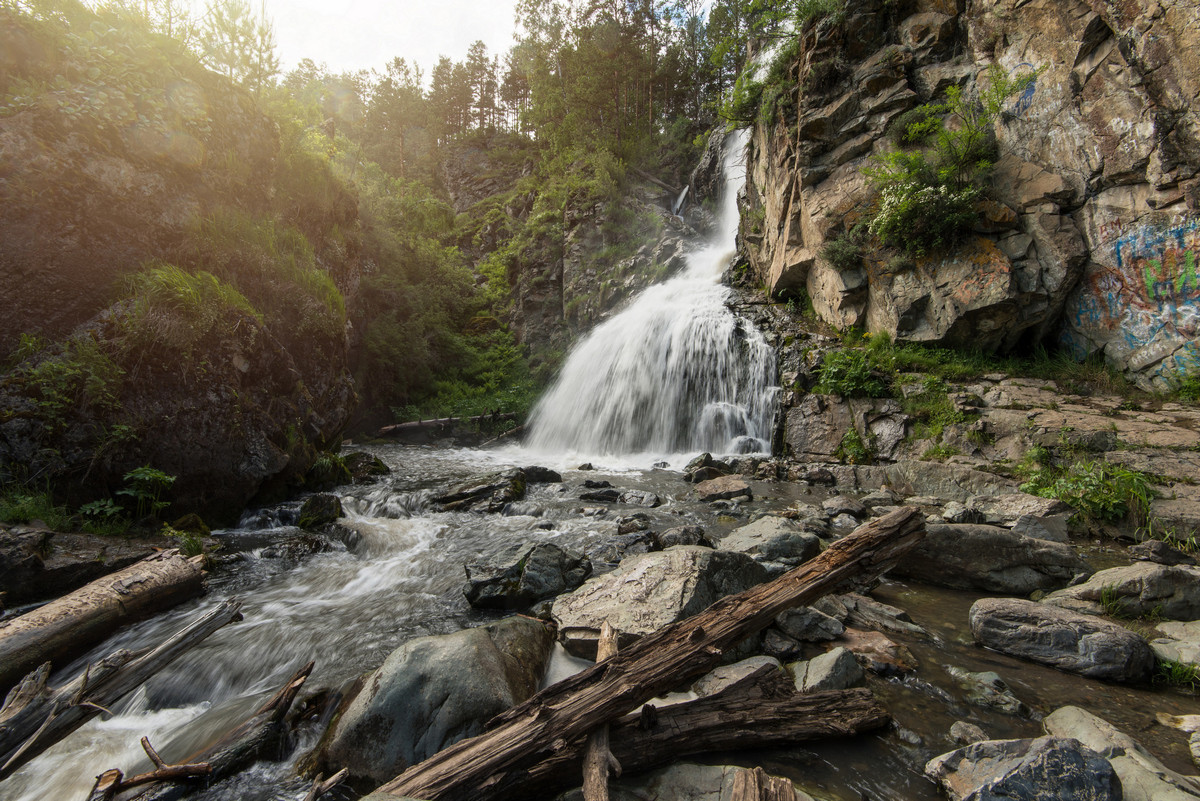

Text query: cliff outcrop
(743, 0), (1200, 389)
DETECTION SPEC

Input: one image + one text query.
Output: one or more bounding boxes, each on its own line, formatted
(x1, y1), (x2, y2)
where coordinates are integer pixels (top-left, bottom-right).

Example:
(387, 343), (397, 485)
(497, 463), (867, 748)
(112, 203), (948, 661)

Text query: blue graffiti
(1011, 62), (1037, 117)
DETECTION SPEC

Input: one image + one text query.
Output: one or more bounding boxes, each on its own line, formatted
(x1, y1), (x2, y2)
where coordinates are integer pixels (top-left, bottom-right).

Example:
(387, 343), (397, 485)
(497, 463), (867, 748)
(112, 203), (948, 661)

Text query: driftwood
(0, 600), (242, 781)
(0, 550), (207, 693)
(303, 767), (349, 801)
(731, 767), (797, 801)
(119, 661), (313, 800)
(375, 506), (925, 800)
(482, 664), (888, 801)
(378, 413), (518, 438)
(581, 622), (620, 801)
(85, 737), (211, 801)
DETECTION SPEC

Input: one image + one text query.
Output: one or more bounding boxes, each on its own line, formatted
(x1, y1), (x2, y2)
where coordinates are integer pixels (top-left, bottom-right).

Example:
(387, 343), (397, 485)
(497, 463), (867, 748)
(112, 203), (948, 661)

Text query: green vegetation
(903, 376), (968, 440)
(0, 488), (72, 529)
(836, 426), (872, 464)
(1099, 584), (1128, 618)
(866, 64), (1043, 257)
(1155, 659), (1200, 692)
(1019, 461), (1154, 525)
(1136, 519), (1199, 555)
(117, 466), (176, 520)
(814, 347), (890, 397)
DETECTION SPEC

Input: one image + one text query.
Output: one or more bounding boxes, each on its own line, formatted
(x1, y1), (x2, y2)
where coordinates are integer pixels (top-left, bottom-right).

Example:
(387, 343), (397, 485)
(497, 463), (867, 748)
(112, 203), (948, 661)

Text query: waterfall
(525, 129), (778, 460)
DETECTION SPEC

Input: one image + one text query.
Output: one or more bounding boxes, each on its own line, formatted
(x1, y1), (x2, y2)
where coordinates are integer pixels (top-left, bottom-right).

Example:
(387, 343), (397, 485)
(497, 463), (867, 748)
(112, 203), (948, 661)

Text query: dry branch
(0, 600), (242, 781)
(84, 737), (211, 801)
(304, 767), (350, 801)
(375, 506), (924, 800)
(0, 550), (206, 693)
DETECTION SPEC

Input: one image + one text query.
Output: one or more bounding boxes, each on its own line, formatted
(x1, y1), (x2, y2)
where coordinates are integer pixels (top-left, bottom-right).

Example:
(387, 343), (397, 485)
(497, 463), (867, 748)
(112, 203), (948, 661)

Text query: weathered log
(375, 506), (925, 800)
(479, 664), (888, 801)
(122, 661), (313, 800)
(0, 600), (242, 781)
(0, 550), (206, 693)
(303, 767), (349, 801)
(84, 737), (211, 800)
(581, 622), (620, 801)
(378, 413), (518, 437)
(731, 767), (797, 801)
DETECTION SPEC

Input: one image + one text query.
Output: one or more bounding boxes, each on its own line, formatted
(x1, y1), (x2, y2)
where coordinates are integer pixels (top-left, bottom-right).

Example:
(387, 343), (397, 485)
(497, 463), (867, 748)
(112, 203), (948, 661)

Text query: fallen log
(0, 600), (242, 781)
(375, 506), (925, 800)
(84, 737), (211, 801)
(731, 767), (797, 801)
(378, 413), (518, 438)
(119, 661), (313, 800)
(478, 664), (888, 801)
(581, 622), (620, 801)
(0, 550), (207, 693)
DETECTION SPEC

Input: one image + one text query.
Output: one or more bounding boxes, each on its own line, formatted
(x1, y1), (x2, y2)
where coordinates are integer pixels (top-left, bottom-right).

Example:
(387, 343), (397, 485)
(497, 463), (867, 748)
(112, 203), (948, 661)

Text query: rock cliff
(743, 0), (1200, 389)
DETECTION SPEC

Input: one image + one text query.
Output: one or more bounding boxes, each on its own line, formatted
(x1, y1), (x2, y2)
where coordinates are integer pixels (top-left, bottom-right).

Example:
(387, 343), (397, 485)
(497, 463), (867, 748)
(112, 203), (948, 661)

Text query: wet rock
(693, 475), (752, 502)
(837, 592), (927, 638)
(687, 466), (727, 483)
(1010, 514), (1069, 544)
(949, 721), (989, 745)
(591, 531), (661, 564)
(1128, 539), (1197, 567)
(969, 598), (1156, 683)
(582, 479), (612, 489)
(579, 488), (621, 503)
(946, 667), (1034, 718)
(342, 451), (391, 483)
(829, 513), (859, 534)
(259, 529), (334, 562)
(0, 526), (157, 605)
(464, 542), (592, 610)
(1150, 620), (1200, 668)
(717, 516), (820, 568)
(619, 490), (661, 508)
(551, 546), (767, 658)
(836, 628), (918, 676)
(791, 646), (864, 692)
(692, 655), (784, 697)
(894, 524), (1089, 594)
(925, 736), (1121, 801)
(1044, 706), (1200, 801)
(1042, 562), (1200, 621)
(297, 494), (343, 529)
(170, 513), (211, 535)
(522, 466), (563, 483)
(318, 616), (554, 784)
(616, 514), (651, 535)
(762, 628), (804, 661)
(822, 495), (866, 518)
(576, 463), (594, 471)
(556, 762), (812, 801)
(436, 468), (526, 512)
(775, 606), (845, 642)
(657, 525), (712, 548)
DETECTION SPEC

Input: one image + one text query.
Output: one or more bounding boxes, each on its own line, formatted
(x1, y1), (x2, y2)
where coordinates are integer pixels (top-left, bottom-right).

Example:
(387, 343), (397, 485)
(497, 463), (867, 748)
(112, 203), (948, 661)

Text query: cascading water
(525, 129), (778, 460)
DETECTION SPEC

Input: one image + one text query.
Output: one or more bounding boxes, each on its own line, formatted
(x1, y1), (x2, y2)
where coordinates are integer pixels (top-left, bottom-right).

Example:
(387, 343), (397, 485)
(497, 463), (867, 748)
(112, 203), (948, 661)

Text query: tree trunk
(476, 664), (887, 801)
(375, 507), (925, 800)
(581, 622), (620, 801)
(120, 661), (313, 800)
(0, 600), (242, 781)
(0, 550), (206, 695)
(731, 767), (797, 801)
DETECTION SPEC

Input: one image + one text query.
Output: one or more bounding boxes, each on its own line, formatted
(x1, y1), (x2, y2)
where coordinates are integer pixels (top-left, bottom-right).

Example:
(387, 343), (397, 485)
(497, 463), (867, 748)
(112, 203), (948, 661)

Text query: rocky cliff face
(743, 0), (1200, 389)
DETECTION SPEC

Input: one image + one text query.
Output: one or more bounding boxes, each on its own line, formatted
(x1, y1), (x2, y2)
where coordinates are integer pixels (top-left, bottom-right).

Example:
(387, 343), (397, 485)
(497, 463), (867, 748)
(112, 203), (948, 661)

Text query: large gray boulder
(1151, 620), (1200, 667)
(894, 524), (1089, 593)
(1044, 706), (1200, 801)
(925, 736), (1121, 801)
(970, 597), (1156, 682)
(463, 541), (592, 610)
(1042, 562), (1200, 621)
(717, 516), (821, 569)
(551, 546), (767, 658)
(791, 646), (864, 692)
(556, 762), (814, 801)
(318, 616), (554, 784)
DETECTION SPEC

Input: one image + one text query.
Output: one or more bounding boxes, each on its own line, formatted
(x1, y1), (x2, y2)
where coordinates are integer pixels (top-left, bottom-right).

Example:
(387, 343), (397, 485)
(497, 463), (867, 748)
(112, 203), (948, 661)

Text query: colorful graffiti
(1063, 216), (1200, 388)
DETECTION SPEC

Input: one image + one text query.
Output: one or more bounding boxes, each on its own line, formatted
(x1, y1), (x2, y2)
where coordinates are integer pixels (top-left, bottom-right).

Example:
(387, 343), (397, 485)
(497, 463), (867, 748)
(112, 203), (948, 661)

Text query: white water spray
(525, 129), (778, 460)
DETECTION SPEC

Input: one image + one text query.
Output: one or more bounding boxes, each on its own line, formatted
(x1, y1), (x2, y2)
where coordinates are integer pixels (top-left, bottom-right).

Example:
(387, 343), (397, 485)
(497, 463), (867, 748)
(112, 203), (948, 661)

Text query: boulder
(969, 597), (1156, 682)
(692, 655), (785, 697)
(591, 531), (661, 564)
(822, 495), (867, 518)
(693, 475), (752, 502)
(1042, 562), (1200, 621)
(0, 527), (157, 605)
(522, 465), (563, 483)
(946, 667), (1034, 718)
(836, 592), (928, 638)
(1150, 620), (1200, 667)
(551, 546), (768, 658)
(886, 462), (1017, 503)
(950, 721), (989, 745)
(836, 627), (918, 676)
(925, 736), (1121, 801)
(1128, 539), (1197, 567)
(775, 606), (845, 642)
(435, 468), (526, 512)
(619, 490), (661, 508)
(894, 524), (1089, 593)
(791, 646), (864, 692)
(463, 541), (592, 609)
(580, 488), (621, 503)
(556, 762), (813, 801)
(717, 516), (821, 568)
(342, 451), (391, 483)
(658, 525), (712, 548)
(318, 616), (554, 784)
(297, 493), (343, 529)
(1044, 706), (1200, 801)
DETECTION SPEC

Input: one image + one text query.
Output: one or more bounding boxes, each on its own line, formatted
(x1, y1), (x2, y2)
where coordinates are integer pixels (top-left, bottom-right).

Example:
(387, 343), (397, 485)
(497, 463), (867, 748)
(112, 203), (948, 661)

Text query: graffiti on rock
(1062, 217), (1200, 387)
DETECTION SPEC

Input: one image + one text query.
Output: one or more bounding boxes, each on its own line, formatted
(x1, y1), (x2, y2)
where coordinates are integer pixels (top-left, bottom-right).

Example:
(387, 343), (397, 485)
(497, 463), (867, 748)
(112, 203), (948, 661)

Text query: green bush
(821, 230), (866, 271)
(837, 426), (872, 464)
(868, 181), (980, 258)
(0, 488), (72, 529)
(815, 348), (891, 398)
(117, 465), (176, 520)
(1020, 461), (1154, 524)
(4, 336), (123, 431)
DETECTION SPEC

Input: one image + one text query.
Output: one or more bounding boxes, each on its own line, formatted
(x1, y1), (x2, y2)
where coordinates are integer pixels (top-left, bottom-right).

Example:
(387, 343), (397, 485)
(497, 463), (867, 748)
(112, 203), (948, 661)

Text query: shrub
(815, 348), (891, 398)
(117, 466), (175, 520)
(868, 181), (980, 258)
(821, 230), (866, 271)
(837, 426), (872, 464)
(0, 488), (72, 529)
(1020, 461), (1154, 525)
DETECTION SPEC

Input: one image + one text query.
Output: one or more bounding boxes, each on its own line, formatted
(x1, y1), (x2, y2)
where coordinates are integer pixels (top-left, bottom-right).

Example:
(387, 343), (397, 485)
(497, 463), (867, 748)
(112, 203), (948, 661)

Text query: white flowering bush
(868, 182), (980, 258)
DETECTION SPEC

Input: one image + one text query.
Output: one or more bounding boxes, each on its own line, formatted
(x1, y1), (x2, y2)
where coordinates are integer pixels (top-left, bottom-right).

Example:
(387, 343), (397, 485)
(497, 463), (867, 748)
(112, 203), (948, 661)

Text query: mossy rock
(298, 493), (343, 529)
(342, 451), (391, 483)
(170, 513), (211, 536)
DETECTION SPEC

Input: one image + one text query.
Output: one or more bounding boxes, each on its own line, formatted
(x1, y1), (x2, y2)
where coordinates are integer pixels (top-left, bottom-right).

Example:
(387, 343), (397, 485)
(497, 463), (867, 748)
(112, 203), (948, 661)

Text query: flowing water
(526, 128), (778, 462)
(8, 129), (1200, 801)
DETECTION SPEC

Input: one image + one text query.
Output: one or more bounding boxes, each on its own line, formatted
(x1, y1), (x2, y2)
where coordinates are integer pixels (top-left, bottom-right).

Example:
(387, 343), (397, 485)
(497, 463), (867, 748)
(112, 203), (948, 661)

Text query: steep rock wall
(743, 0), (1200, 388)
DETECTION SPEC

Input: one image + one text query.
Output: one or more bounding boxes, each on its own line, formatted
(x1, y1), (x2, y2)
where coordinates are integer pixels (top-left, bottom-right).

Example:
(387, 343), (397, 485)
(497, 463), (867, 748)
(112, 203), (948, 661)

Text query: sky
(248, 0), (521, 77)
